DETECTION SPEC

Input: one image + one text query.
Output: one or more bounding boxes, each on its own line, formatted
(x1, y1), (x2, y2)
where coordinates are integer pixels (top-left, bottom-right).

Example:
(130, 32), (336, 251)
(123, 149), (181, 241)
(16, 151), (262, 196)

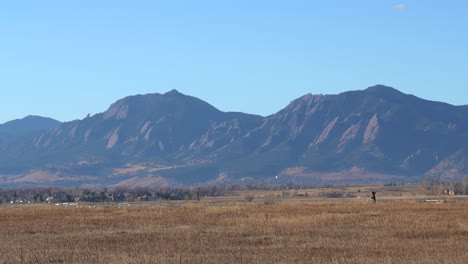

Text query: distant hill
(0, 86), (466, 187)
(0, 116), (61, 173)
(0, 115), (61, 137)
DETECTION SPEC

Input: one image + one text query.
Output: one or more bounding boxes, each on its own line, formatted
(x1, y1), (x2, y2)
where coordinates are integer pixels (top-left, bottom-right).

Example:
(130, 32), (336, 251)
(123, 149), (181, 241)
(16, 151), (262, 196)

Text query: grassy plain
(0, 186), (467, 263)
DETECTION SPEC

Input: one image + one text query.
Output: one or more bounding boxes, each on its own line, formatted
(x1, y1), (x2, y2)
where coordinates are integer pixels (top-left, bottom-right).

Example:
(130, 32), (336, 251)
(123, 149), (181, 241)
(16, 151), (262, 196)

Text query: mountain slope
(0, 86), (466, 187)
(213, 85), (468, 182)
(39, 90), (261, 154)
(0, 116), (61, 167)
(13, 90), (263, 175)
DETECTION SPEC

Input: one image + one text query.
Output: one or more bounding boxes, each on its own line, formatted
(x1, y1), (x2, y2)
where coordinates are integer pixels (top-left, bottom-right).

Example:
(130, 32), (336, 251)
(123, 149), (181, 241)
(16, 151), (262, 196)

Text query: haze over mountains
(1, 85), (467, 188)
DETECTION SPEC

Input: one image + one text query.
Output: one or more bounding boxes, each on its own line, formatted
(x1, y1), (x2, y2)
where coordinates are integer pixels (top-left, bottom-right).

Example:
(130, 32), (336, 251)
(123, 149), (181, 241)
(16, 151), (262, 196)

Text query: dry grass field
(0, 188), (467, 263)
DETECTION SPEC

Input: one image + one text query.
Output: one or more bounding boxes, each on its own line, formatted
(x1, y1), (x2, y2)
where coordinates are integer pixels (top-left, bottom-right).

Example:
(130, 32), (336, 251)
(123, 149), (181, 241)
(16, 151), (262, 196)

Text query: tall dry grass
(0, 202), (467, 263)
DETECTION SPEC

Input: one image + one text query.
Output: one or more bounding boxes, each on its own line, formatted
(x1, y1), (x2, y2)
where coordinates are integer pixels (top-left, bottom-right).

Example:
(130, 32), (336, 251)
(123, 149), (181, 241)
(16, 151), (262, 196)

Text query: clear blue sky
(1, 0), (467, 123)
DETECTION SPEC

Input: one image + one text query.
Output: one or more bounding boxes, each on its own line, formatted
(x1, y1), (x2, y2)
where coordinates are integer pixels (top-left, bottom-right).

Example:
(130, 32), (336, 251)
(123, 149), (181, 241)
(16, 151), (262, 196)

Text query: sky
(1, 0), (467, 124)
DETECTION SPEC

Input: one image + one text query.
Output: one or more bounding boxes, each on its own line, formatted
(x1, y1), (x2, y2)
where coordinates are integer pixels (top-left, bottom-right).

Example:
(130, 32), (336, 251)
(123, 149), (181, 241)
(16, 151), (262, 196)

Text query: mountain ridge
(0, 85), (466, 187)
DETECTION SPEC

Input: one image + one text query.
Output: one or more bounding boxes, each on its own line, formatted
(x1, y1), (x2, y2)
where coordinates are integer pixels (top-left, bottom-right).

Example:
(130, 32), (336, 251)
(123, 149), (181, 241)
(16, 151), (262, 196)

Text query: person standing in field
(371, 191), (376, 203)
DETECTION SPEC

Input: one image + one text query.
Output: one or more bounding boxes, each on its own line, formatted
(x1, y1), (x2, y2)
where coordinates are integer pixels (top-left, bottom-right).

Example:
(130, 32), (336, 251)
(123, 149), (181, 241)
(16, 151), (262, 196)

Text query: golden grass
(0, 201), (467, 263)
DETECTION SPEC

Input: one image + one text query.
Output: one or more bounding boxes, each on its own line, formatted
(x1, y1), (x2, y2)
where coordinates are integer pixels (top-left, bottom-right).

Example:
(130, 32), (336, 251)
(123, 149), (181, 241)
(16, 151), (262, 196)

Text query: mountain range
(0, 85), (467, 188)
